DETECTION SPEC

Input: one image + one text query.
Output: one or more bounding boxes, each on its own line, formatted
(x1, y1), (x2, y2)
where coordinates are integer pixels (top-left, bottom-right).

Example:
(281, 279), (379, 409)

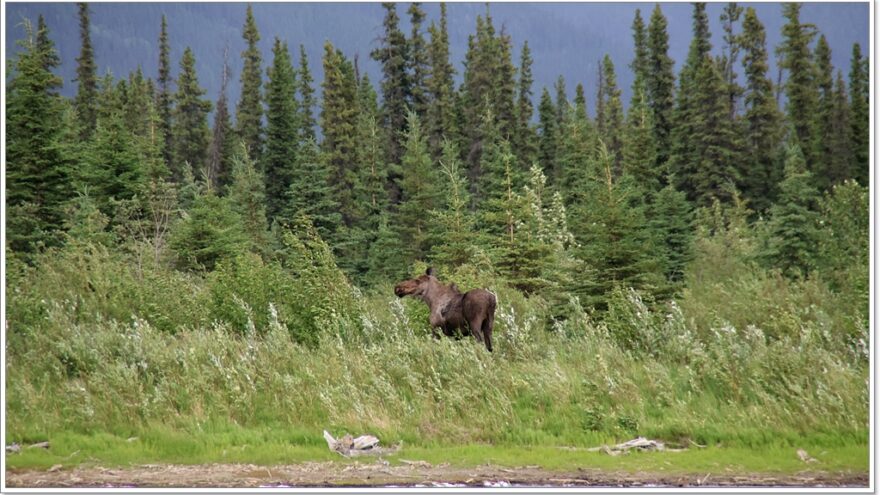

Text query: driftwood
(587, 437), (686, 456)
(322, 430), (401, 457)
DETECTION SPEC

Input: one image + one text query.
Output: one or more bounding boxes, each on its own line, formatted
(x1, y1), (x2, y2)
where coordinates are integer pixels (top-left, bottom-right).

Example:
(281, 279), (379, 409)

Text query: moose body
(394, 268), (496, 352)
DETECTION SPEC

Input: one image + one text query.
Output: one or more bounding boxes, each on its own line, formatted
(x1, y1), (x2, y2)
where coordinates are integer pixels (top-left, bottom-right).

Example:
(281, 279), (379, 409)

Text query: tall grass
(5, 240), (868, 452)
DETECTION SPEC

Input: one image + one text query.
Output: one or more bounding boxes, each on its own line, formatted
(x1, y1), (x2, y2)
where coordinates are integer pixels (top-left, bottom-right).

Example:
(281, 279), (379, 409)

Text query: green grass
(6, 424), (867, 476)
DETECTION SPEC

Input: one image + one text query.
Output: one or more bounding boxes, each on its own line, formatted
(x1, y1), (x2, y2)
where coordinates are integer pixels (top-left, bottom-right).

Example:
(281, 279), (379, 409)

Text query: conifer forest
(4, 2), (871, 487)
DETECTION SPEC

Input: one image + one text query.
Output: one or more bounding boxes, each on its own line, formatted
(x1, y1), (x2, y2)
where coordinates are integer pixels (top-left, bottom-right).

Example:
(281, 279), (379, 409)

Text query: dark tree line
(6, 2), (869, 313)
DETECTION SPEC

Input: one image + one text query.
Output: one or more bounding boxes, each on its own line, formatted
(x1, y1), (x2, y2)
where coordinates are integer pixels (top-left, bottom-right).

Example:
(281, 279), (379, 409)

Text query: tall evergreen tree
(426, 3), (457, 159)
(297, 44), (317, 141)
(283, 138), (342, 244)
(630, 8), (649, 105)
(573, 83), (588, 122)
(848, 43), (868, 186)
(600, 55), (624, 174)
(554, 75), (568, 128)
(320, 42), (360, 226)
(429, 139), (479, 268)
(227, 143), (270, 253)
(826, 71), (854, 187)
(156, 15), (173, 170)
(623, 83), (659, 192)
(371, 2), (410, 185)
(537, 88), (557, 178)
(236, 4), (264, 160)
(208, 47), (236, 193)
(719, 2), (744, 119)
(740, 7), (782, 212)
(263, 38), (299, 221)
(494, 29), (518, 141)
(812, 34), (835, 190)
(7, 18), (71, 253)
(647, 183), (693, 293)
(171, 47), (212, 181)
(407, 2), (430, 119)
(395, 112), (440, 265)
(74, 2), (98, 139)
(513, 40), (536, 169)
(761, 144), (820, 278)
(646, 4), (675, 169)
(777, 3), (818, 166)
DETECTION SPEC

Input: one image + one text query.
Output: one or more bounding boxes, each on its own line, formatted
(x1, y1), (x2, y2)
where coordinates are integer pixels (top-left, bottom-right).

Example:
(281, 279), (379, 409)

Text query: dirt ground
(5, 461), (869, 488)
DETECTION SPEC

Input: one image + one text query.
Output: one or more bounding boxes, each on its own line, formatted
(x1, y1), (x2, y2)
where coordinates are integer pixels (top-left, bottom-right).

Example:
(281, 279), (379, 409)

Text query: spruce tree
(320, 42), (360, 227)
(476, 106), (518, 211)
(426, 3), (457, 159)
(740, 7), (782, 212)
(778, 3), (818, 166)
(297, 44), (317, 141)
(537, 88), (557, 177)
(6, 18), (71, 253)
(169, 191), (249, 271)
(554, 75), (568, 128)
(429, 139), (479, 268)
(395, 111), (440, 265)
(600, 55), (624, 175)
(623, 83), (659, 192)
(74, 2), (98, 140)
(812, 34), (835, 190)
(494, 30), (517, 141)
(646, 4), (675, 169)
(371, 2), (410, 182)
(630, 8), (649, 105)
(647, 183), (693, 294)
(848, 43), (868, 185)
(156, 15), (173, 170)
(762, 144), (820, 278)
(236, 4), (264, 160)
(171, 47), (212, 182)
(227, 143), (270, 253)
(407, 2), (430, 118)
(719, 2), (744, 119)
(208, 48), (236, 193)
(827, 71), (854, 187)
(283, 138), (342, 246)
(573, 83), (588, 122)
(263, 38), (299, 221)
(513, 41), (537, 169)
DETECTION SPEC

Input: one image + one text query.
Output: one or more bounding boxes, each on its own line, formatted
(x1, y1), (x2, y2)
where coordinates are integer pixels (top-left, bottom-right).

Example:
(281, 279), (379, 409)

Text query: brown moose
(394, 267), (497, 352)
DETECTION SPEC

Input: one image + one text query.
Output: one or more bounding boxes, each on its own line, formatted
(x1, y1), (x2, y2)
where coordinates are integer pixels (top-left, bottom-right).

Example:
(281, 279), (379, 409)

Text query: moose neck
(420, 281), (453, 313)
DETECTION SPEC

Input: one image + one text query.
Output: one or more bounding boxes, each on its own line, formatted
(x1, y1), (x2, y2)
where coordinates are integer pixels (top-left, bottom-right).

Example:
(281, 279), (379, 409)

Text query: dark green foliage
(426, 3), (457, 159)
(570, 146), (662, 309)
(848, 43), (868, 186)
(816, 181), (868, 317)
(320, 41), (360, 226)
(648, 182), (694, 291)
(554, 75), (568, 128)
(6, 18), (71, 253)
(236, 4), (264, 160)
(371, 2), (410, 177)
(646, 4), (676, 169)
(282, 138), (341, 246)
(812, 35), (834, 190)
(826, 72), (854, 187)
(171, 47), (212, 182)
(207, 51), (236, 193)
(600, 55), (624, 175)
(297, 44), (317, 141)
(573, 84), (587, 123)
(740, 7), (782, 213)
(263, 38), (299, 221)
(494, 30), (518, 141)
(719, 2), (744, 120)
(513, 41), (537, 170)
(227, 144), (270, 253)
(537, 88), (557, 177)
(623, 83), (659, 192)
(74, 2), (98, 140)
(407, 2), (429, 118)
(629, 8), (649, 105)
(169, 191), (249, 271)
(156, 15), (173, 170)
(760, 144), (820, 278)
(395, 112), (439, 265)
(777, 3), (818, 166)
(429, 139), (479, 269)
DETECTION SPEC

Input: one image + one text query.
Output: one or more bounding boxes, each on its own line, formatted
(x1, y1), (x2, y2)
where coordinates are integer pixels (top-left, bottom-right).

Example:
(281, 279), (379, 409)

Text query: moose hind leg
(468, 317), (485, 345)
(482, 315), (494, 353)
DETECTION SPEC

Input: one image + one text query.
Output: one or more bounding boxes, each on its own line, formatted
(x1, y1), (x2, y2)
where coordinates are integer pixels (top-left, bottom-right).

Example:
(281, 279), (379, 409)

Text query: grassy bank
(5, 238), (869, 473)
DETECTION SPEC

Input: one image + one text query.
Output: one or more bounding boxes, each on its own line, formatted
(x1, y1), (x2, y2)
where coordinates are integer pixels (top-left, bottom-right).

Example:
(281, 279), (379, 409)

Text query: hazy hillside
(5, 2), (869, 117)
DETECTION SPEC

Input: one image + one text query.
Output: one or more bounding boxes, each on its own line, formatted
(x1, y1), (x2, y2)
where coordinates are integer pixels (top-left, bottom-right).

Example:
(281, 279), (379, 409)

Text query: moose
(394, 267), (497, 352)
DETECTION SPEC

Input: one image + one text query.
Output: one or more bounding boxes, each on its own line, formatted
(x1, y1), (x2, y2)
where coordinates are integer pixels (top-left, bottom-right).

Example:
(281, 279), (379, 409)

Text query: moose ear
(426, 267), (436, 277)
